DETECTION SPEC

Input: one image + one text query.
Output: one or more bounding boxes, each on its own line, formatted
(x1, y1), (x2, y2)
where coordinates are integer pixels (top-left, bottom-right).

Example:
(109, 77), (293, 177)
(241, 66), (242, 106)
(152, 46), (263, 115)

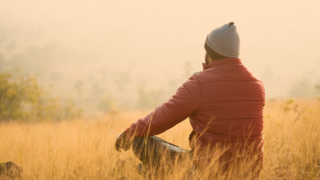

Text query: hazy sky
(0, 0), (319, 111)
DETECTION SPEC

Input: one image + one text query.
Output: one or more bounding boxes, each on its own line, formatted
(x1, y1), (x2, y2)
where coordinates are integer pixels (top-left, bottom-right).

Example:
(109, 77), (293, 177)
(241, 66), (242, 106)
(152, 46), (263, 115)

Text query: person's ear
(208, 56), (213, 62)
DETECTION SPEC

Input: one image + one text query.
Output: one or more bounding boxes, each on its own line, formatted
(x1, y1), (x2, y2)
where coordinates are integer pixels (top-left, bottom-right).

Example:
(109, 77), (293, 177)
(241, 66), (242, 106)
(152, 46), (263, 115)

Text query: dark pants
(132, 136), (262, 179)
(132, 136), (191, 169)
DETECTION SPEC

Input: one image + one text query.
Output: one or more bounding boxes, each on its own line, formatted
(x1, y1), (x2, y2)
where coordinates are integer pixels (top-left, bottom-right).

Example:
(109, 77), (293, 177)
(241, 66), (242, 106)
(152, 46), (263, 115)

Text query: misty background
(0, 0), (319, 116)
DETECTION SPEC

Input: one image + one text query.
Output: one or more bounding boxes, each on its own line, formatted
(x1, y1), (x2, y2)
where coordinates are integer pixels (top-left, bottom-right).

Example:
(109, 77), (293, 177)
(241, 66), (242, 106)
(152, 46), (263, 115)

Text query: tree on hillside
(0, 70), (82, 121)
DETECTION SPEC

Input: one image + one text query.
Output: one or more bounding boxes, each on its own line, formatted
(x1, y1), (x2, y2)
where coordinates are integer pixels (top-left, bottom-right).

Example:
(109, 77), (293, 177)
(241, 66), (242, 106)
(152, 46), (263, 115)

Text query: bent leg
(132, 136), (190, 168)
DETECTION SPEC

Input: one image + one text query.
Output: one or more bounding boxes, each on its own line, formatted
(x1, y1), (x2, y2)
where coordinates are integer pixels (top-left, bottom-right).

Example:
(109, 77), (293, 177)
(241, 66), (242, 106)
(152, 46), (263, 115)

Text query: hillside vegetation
(0, 70), (82, 122)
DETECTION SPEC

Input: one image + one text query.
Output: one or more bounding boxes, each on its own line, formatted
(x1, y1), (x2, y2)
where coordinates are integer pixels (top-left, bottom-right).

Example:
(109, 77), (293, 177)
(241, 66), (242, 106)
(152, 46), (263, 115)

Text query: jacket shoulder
(178, 74), (201, 104)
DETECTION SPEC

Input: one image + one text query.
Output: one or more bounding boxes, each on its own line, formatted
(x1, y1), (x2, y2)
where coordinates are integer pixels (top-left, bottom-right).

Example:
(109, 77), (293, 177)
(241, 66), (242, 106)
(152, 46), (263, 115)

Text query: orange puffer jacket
(127, 57), (265, 162)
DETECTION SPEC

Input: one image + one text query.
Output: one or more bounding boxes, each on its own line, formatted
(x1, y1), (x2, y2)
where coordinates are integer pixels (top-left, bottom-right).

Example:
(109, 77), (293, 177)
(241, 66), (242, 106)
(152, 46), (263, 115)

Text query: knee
(132, 137), (145, 151)
(132, 137), (147, 159)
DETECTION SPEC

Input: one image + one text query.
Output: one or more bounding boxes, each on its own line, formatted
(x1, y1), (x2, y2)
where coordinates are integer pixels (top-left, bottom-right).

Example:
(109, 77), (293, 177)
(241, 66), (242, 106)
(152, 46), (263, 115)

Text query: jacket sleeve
(127, 74), (201, 137)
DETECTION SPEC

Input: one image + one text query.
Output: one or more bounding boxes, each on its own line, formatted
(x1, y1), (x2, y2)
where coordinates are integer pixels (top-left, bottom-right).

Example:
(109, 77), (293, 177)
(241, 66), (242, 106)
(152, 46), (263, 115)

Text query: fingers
(115, 140), (132, 152)
(115, 142), (120, 152)
(123, 142), (132, 151)
(115, 130), (133, 152)
(115, 138), (122, 152)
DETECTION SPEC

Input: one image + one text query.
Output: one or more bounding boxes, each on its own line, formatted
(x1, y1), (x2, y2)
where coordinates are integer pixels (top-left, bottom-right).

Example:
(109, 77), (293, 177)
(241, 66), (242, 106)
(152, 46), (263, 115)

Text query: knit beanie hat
(204, 22), (240, 59)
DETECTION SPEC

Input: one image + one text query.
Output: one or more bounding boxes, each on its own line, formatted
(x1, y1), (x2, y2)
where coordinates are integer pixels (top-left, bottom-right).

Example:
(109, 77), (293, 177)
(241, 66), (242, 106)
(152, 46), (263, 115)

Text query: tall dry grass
(0, 99), (320, 179)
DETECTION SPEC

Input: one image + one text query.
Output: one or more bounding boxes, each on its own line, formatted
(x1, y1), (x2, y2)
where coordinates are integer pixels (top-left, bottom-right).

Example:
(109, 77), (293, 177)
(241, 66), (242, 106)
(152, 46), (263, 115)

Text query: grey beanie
(205, 22), (240, 58)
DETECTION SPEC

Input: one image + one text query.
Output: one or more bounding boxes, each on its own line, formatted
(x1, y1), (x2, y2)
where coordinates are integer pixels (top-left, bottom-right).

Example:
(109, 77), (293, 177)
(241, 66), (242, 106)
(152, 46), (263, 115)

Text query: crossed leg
(131, 136), (191, 172)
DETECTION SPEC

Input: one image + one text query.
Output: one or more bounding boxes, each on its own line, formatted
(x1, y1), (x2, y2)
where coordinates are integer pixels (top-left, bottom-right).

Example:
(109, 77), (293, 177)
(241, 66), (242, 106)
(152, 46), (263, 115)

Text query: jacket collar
(202, 57), (242, 70)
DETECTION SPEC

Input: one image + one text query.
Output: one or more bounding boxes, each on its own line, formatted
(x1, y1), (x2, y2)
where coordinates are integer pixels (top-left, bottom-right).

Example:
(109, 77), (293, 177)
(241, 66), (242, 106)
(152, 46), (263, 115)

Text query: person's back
(115, 22), (265, 178)
(189, 57), (264, 176)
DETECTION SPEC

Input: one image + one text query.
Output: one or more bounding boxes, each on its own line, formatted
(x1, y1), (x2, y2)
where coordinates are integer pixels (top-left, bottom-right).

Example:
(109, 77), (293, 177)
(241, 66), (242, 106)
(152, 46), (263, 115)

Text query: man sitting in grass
(115, 22), (265, 178)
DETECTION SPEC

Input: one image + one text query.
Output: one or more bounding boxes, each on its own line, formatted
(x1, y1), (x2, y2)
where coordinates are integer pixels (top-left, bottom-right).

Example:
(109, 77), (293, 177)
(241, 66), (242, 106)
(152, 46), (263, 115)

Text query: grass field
(1, 99), (320, 179)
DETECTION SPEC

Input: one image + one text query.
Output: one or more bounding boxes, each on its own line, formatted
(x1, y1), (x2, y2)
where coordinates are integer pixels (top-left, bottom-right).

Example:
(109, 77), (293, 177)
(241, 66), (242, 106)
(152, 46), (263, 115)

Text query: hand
(115, 130), (133, 152)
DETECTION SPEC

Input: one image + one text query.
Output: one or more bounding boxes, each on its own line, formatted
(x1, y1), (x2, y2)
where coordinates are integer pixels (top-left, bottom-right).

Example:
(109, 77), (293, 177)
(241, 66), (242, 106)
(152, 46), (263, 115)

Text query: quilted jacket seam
(201, 100), (264, 104)
(199, 80), (262, 84)
(161, 105), (169, 123)
(194, 74), (202, 111)
(172, 97), (184, 115)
